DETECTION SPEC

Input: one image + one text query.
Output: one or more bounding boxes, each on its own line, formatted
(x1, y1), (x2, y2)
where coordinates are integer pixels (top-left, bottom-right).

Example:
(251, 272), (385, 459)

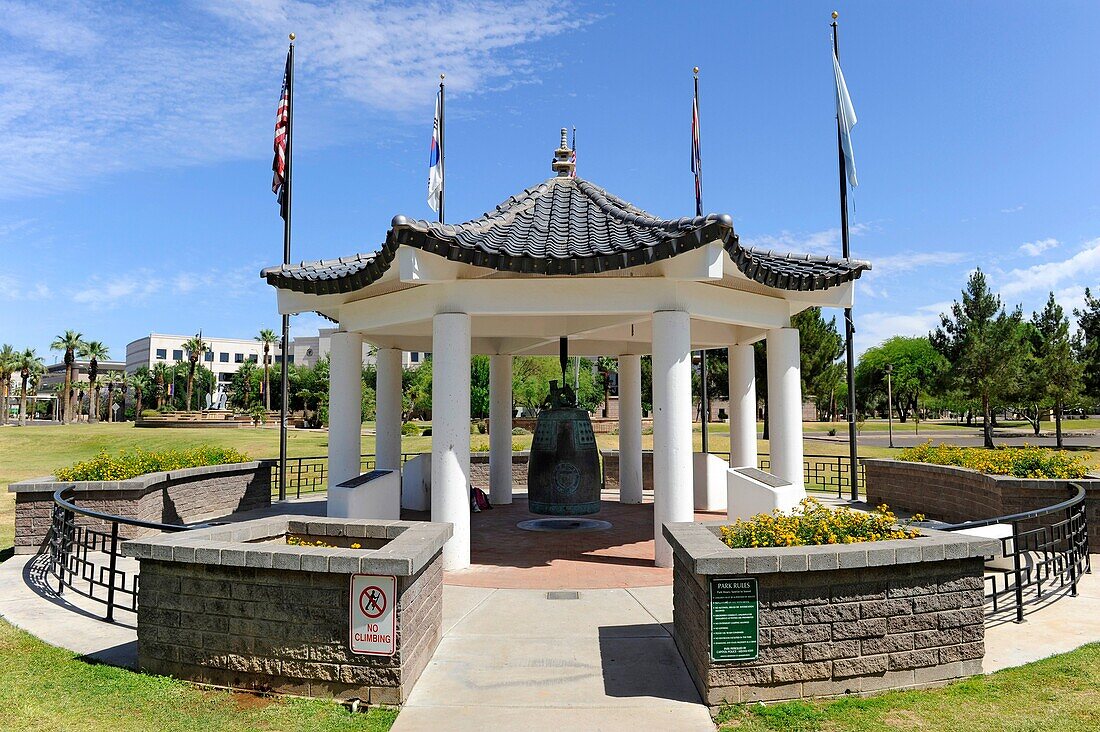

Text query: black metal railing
(49, 485), (192, 622)
(938, 483), (1090, 623)
(267, 451), (863, 499)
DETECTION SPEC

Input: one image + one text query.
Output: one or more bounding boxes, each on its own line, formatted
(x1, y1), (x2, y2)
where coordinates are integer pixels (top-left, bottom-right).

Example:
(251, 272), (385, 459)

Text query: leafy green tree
(180, 334), (211, 411)
(931, 269), (1026, 448)
(229, 361), (262, 409)
(793, 308), (845, 409)
(151, 362), (170, 409)
(596, 357), (616, 418)
(1030, 292), (1082, 448)
(1074, 287), (1100, 400)
(79, 340), (110, 423)
(131, 369), (152, 415)
(470, 356), (491, 419)
(856, 337), (948, 423)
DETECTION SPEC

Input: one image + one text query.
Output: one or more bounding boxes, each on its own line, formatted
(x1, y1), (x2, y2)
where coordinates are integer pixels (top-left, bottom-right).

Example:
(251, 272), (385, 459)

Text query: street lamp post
(886, 363), (894, 449)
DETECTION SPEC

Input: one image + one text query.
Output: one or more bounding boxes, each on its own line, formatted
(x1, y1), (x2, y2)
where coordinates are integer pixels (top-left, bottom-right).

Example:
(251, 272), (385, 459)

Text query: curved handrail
(937, 482), (1086, 531)
(52, 485), (192, 533)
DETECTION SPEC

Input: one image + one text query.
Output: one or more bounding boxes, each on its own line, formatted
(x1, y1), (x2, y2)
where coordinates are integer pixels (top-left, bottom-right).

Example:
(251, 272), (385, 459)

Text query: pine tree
(1073, 287), (1100, 398)
(1032, 292), (1082, 448)
(931, 269), (1026, 448)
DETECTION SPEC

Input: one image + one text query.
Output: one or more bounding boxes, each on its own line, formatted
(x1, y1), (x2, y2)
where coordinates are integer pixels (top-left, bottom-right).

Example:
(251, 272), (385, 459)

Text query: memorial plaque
(710, 577), (758, 661)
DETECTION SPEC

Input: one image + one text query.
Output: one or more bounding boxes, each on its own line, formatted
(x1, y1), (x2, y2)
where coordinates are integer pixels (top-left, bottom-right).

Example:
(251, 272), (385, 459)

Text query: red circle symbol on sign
(358, 585), (387, 619)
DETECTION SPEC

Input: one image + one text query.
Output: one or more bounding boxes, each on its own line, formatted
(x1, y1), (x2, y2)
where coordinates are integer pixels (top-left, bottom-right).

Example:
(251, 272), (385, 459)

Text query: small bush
(719, 498), (922, 549)
(401, 422), (421, 437)
(827, 428), (837, 437)
(140, 409), (160, 419)
(55, 446), (250, 482)
(897, 441), (1089, 479)
(475, 420), (488, 434)
(511, 427), (531, 436)
(422, 427), (432, 436)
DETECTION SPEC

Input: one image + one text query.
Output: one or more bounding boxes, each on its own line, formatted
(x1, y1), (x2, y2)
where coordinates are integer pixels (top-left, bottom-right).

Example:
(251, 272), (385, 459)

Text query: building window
(274, 355), (282, 364)
(248, 354), (257, 363)
(204, 352), (214, 362)
(288, 355), (294, 364)
(234, 353), (244, 363)
(172, 349), (183, 361)
(411, 352), (419, 363)
(219, 352), (229, 363)
(155, 348), (167, 359)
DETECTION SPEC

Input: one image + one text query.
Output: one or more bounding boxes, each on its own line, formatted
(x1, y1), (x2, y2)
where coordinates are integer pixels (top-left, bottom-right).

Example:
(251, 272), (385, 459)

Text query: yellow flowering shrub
(54, 446), (250, 482)
(719, 498), (922, 549)
(897, 441), (1088, 479)
(286, 537), (363, 549)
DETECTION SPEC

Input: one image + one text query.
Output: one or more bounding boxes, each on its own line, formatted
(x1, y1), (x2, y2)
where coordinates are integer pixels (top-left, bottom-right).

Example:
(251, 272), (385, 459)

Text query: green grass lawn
(0, 618), (395, 732)
(717, 643), (1100, 732)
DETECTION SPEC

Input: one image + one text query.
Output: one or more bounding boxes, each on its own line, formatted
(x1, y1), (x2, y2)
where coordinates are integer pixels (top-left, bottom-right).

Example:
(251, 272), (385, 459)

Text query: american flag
(272, 51), (291, 220)
(691, 93), (702, 215)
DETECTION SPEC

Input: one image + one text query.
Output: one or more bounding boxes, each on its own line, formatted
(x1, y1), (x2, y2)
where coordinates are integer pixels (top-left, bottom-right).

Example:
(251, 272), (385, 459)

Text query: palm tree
(181, 334), (210, 412)
(152, 362), (170, 409)
(117, 371), (134, 421)
(79, 340), (110, 424)
(50, 330), (84, 424)
(0, 344), (16, 426)
(256, 328), (278, 411)
(132, 371), (152, 419)
(104, 371), (121, 422)
(16, 349), (44, 426)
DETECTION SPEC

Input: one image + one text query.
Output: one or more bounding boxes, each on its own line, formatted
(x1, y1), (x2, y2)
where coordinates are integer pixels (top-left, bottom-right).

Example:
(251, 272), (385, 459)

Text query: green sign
(710, 577), (759, 662)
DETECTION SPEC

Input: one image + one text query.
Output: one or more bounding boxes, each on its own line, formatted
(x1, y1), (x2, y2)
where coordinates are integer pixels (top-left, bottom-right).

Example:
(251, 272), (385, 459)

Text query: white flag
(427, 90), (443, 212)
(833, 49), (858, 188)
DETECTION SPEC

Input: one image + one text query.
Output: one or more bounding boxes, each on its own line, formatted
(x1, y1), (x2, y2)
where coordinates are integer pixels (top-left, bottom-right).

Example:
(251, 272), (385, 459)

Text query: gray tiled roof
(261, 176), (870, 294)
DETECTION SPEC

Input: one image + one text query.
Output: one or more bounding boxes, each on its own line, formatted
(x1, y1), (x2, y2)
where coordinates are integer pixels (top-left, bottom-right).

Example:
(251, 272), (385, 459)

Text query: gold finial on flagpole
(289, 32), (296, 41)
(440, 73), (445, 81)
(693, 66), (699, 77)
(831, 11), (838, 19)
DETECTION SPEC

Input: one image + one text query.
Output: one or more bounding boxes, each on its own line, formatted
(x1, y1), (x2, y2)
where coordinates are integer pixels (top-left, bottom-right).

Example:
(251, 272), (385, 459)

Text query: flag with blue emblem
(427, 89), (443, 213)
(833, 48), (858, 188)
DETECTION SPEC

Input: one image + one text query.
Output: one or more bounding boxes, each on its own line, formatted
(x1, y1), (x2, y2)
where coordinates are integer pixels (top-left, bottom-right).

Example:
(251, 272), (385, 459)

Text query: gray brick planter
(8, 462), (271, 554)
(122, 516), (451, 704)
(864, 459), (1100, 546)
(663, 521), (998, 708)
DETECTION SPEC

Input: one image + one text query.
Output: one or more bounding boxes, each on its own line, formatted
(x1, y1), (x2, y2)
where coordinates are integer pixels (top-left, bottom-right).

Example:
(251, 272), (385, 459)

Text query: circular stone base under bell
(516, 518), (613, 532)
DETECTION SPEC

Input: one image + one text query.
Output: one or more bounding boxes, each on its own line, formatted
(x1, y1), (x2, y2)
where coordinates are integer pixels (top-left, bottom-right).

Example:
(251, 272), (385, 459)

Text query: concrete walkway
(392, 585), (714, 732)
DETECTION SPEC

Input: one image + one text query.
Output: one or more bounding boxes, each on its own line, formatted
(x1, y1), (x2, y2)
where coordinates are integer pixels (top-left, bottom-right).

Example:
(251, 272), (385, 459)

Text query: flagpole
(693, 66), (709, 454)
(438, 74), (445, 225)
(832, 12), (859, 501)
(278, 33), (295, 502)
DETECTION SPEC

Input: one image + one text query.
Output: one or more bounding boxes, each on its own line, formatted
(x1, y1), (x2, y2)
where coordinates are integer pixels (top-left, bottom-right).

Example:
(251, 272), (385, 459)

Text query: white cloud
(72, 274), (163, 309)
(742, 222), (869, 257)
(854, 302), (950, 355)
(854, 250), (967, 299)
(1001, 205), (1024, 214)
(1018, 237), (1059, 257)
(2, 0), (587, 198)
(0, 274), (50, 300)
(999, 237), (1100, 299)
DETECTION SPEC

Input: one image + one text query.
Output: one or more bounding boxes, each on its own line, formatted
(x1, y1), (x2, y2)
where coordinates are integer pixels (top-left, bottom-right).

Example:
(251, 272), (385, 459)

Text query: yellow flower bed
(719, 498), (922, 549)
(896, 441), (1088, 479)
(287, 536), (362, 549)
(54, 446), (250, 482)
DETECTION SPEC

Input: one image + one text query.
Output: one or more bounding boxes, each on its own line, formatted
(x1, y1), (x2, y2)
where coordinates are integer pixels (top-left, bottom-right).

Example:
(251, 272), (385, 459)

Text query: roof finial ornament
(551, 126), (575, 178)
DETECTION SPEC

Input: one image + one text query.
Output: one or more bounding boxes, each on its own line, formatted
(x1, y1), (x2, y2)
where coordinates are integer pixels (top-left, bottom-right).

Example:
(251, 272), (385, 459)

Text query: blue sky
(2, 0), (1099, 365)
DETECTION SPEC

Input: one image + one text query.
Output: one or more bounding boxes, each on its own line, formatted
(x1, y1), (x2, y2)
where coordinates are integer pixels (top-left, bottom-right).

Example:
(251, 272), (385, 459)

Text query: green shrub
(511, 427), (531, 436)
(55, 446), (251, 482)
(401, 422), (420, 437)
(897, 441), (1089, 479)
(140, 409), (160, 419)
(475, 420), (488, 434)
(422, 427), (432, 436)
(720, 498), (922, 549)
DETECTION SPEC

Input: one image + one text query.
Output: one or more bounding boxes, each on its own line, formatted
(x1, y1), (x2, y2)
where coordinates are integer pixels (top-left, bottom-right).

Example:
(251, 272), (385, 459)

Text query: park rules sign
(710, 577), (759, 661)
(350, 574), (396, 656)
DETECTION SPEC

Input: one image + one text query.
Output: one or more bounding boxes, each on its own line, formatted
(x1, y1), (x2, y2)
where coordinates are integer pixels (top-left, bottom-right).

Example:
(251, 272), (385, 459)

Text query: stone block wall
(673, 555), (986, 706)
(664, 521), (997, 707)
(9, 463), (270, 554)
(137, 557), (441, 703)
(601, 450), (654, 493)
(468, 452), (530, 491)
(124, 517), (450, 704)
(864, 459), (1100, 546)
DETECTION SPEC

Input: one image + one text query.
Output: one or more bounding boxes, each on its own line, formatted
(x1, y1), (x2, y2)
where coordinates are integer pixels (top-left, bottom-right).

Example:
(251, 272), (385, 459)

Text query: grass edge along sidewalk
(716, 642), (1100, 732)
(0, 618), (396, 732)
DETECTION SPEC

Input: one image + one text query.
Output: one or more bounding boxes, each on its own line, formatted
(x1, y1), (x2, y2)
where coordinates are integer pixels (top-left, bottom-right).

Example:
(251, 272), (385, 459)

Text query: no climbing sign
(350, 574), (396, 655)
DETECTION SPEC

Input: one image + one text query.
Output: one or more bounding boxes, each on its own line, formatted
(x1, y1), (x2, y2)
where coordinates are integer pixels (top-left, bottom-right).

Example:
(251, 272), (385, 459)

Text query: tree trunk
(186, 364), (196, 412)
(1055, 398), (1064, 450)
(1, 381), (8, 426)
(63, 366), (72, 424)
(19, 377), (28, 427)
(90, 383), (99, 424)
(120, 388), (127, 422)
(982, 395), (994, 449)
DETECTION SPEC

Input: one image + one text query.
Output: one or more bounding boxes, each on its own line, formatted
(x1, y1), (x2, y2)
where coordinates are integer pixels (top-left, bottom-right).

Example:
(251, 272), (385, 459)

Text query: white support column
(432, 312), (472, 570)
(766, 327), (804, 489)
(728, 344), (758, 469)
(489, 354), (513, 505)
(618, 354), (644, 504)
(375, 348), (403, 471)
(328, 331), (364, 489)
(652, 311), (694, 568)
